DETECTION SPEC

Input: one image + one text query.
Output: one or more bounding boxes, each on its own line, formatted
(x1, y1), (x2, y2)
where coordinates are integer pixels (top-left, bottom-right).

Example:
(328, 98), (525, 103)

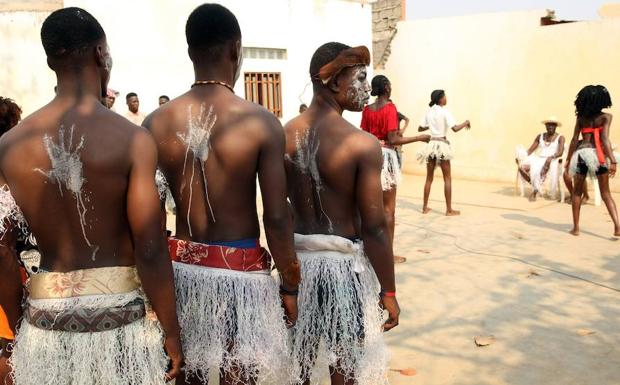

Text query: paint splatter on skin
(290, 128), (334, 233)
(346, 67), (370, 110)
(36, 125), (99, 260)
(177, 103), (217, 236)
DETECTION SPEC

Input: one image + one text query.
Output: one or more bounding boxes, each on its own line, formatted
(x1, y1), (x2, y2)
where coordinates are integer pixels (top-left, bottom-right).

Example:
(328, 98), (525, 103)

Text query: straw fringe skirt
(173, 262), (290, 384)
(416, 140), (454, 165)
(10, 290), (168, 385)
(291, 233), (389, 385)
(381, 147), (401, 191)
(569, 148), (604, 178)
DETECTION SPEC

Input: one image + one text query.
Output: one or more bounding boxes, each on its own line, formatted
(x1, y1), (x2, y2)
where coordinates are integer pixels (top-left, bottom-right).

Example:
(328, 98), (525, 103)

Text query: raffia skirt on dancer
(10, 266), (168, 385)
(416, 138), (454, 165)
(169, 238), (290, 385)
(291, 233), (389, 385)
(381, 147), (402, 191)
(569, 147), (608, 178)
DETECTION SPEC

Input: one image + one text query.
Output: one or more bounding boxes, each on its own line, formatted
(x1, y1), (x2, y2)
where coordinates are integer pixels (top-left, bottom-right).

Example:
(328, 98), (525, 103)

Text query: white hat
(542, 116), (562, 127)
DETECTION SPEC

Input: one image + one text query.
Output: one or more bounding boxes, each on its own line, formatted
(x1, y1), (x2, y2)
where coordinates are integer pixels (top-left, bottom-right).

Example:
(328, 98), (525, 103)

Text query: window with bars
(244, 72), (283, 117)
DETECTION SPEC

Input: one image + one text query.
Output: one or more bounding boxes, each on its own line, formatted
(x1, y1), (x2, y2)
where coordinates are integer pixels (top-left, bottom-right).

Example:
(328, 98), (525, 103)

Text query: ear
(327, 74), (340, 93)
(95, 44), (105, 68)
(230, 39), (241, 63)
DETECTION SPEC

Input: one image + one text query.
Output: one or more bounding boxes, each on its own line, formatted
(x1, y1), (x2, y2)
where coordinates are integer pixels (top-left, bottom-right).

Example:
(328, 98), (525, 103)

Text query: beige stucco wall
(382, 10), (620, 190)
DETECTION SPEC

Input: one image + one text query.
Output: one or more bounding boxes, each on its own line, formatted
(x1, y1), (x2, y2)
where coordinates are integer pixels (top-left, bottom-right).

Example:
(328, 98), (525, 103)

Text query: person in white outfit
(515, 117), (566, 201)
(418, 90), (470, 216)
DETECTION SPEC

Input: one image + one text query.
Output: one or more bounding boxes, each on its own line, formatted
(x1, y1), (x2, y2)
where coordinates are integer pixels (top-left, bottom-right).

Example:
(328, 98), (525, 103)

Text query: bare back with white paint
(145, 86), (285, 243)
(0, 101), (146, 271)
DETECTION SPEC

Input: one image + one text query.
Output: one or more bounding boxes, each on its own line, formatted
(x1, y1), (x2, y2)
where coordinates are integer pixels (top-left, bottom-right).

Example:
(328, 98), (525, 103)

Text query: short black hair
(0, 97), (22, 136)
(371, 75), (390, 97)
(41, 7), (105, 59)
(159, 95), (170, 101)
(186, 3), (241, 55)
(126, 92), (137, 100)
(575, 85), (612, 118)
(429, 89), (445, 107)
(309, 42), (351, 80)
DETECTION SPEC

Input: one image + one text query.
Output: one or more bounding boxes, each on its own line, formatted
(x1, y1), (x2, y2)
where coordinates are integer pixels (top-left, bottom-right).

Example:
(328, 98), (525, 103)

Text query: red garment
(581, 127), (606, 165)
(360, 102), (399, 141)
(168, 238), (271, 272)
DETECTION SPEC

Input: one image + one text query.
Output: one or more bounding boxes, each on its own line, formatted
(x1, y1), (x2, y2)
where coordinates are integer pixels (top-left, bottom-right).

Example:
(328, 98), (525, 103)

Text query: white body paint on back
(177, 103), (217, 236)
(291, 128), (334, 233)
(36, 125), (99, 259)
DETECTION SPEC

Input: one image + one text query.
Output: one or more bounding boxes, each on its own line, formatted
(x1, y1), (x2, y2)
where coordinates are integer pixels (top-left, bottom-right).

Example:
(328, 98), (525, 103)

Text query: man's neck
(54, 69), (102, 104)
(193, 63), (235, 88)
(310, 90), (344, 116)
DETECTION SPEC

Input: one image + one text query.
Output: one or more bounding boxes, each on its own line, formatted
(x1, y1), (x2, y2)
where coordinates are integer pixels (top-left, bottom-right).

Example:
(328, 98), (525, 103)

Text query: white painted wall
(1, 0), (372, 126)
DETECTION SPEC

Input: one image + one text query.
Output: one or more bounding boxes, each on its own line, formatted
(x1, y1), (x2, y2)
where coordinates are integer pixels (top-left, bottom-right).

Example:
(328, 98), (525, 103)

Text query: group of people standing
(516, 85), (620, 236)
(0, 4), (402, 385)
(361, 77), (470, 260)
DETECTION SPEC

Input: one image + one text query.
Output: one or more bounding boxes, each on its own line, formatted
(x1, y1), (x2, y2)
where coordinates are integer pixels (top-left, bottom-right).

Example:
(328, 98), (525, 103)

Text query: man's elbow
(263, 212), (290, 233)
(361, 222), (389, 241)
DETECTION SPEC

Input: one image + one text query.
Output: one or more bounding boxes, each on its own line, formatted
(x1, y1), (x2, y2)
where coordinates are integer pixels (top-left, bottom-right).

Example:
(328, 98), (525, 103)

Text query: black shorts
(575, 155), (608, 176)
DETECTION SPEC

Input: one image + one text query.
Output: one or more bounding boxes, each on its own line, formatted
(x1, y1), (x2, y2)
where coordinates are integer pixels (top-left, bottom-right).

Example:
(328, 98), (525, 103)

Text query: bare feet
(446, 209), (461, 216)
(569, 228), (580, 236)
(422, 207), (431, 214)
(528, 191), (537, 202)
(581, 196), (589, 205)
(614, 228), (620, 237)
(394, 256), (407, 264)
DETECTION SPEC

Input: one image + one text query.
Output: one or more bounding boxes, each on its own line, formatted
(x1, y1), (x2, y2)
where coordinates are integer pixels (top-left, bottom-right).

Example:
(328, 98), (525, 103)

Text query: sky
(407, 0), (612, 21)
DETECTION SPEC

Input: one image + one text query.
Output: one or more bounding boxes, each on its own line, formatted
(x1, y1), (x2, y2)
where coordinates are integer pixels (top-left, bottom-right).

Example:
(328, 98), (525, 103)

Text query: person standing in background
(361, 75), (429, 263)
(418, 89), (470, 216)
(123, 92), (146, 125)
(159, 95), (170, 106)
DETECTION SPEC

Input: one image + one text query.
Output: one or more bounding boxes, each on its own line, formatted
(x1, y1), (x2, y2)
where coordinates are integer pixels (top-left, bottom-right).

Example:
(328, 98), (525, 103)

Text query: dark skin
(418, 94), (470, 215)
(365, 82), (428, 262)
(284, 65), (399, 385)
(566, 112), (620, 236)
(144, 38), (298, 385)
(0, 37), (183, 381)
(127, 95), (140, 113)
(516, 123), (565, 201)
(159, 97), (170, 106)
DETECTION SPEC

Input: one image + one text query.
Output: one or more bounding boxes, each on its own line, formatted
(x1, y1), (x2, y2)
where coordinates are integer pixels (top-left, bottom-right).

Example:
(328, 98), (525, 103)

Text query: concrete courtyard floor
(385, 176), (620, 385)
(169, 176), (620, 385)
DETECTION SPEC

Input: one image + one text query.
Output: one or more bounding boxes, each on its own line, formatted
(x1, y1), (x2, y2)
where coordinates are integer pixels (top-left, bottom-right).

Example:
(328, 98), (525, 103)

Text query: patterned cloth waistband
(168, 237), (271, 272)
(28, 266), (141, 300)
(24, 297), (146, 333)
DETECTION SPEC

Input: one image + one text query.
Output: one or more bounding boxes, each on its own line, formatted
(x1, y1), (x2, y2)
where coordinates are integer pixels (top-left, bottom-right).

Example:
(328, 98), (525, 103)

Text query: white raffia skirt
(381, 147), (401, 191)
(173, 263), (291, 384)
(416, 139), (454, 165)
(10, 291), (167, 385)
(291, 233), (389, 385)
(569, 148), (604, 178)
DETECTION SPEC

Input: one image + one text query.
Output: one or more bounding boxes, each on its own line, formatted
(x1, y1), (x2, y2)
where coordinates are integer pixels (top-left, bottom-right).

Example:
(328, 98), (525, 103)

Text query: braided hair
(574, 85), (612, 118)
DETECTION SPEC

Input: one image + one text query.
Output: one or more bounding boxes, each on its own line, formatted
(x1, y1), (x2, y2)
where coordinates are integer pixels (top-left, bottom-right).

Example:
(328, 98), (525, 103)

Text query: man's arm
(355, 139), (399, 331)
(526, 135), (540, 156)
(257, 114), (300, 324)
(126, 130), (182, 380)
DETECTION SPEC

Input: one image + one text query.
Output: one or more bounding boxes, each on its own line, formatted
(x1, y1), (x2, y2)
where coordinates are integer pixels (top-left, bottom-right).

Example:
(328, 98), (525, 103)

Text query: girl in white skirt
(418, 90), (470, 216)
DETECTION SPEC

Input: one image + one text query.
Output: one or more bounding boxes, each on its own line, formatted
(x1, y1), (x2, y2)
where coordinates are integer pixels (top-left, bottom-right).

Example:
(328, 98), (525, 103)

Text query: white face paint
(289, 128), (334, 233)
(177, 103), (217, 235)
(345, 67), (370, 111)
(36, 125), (99, 260)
